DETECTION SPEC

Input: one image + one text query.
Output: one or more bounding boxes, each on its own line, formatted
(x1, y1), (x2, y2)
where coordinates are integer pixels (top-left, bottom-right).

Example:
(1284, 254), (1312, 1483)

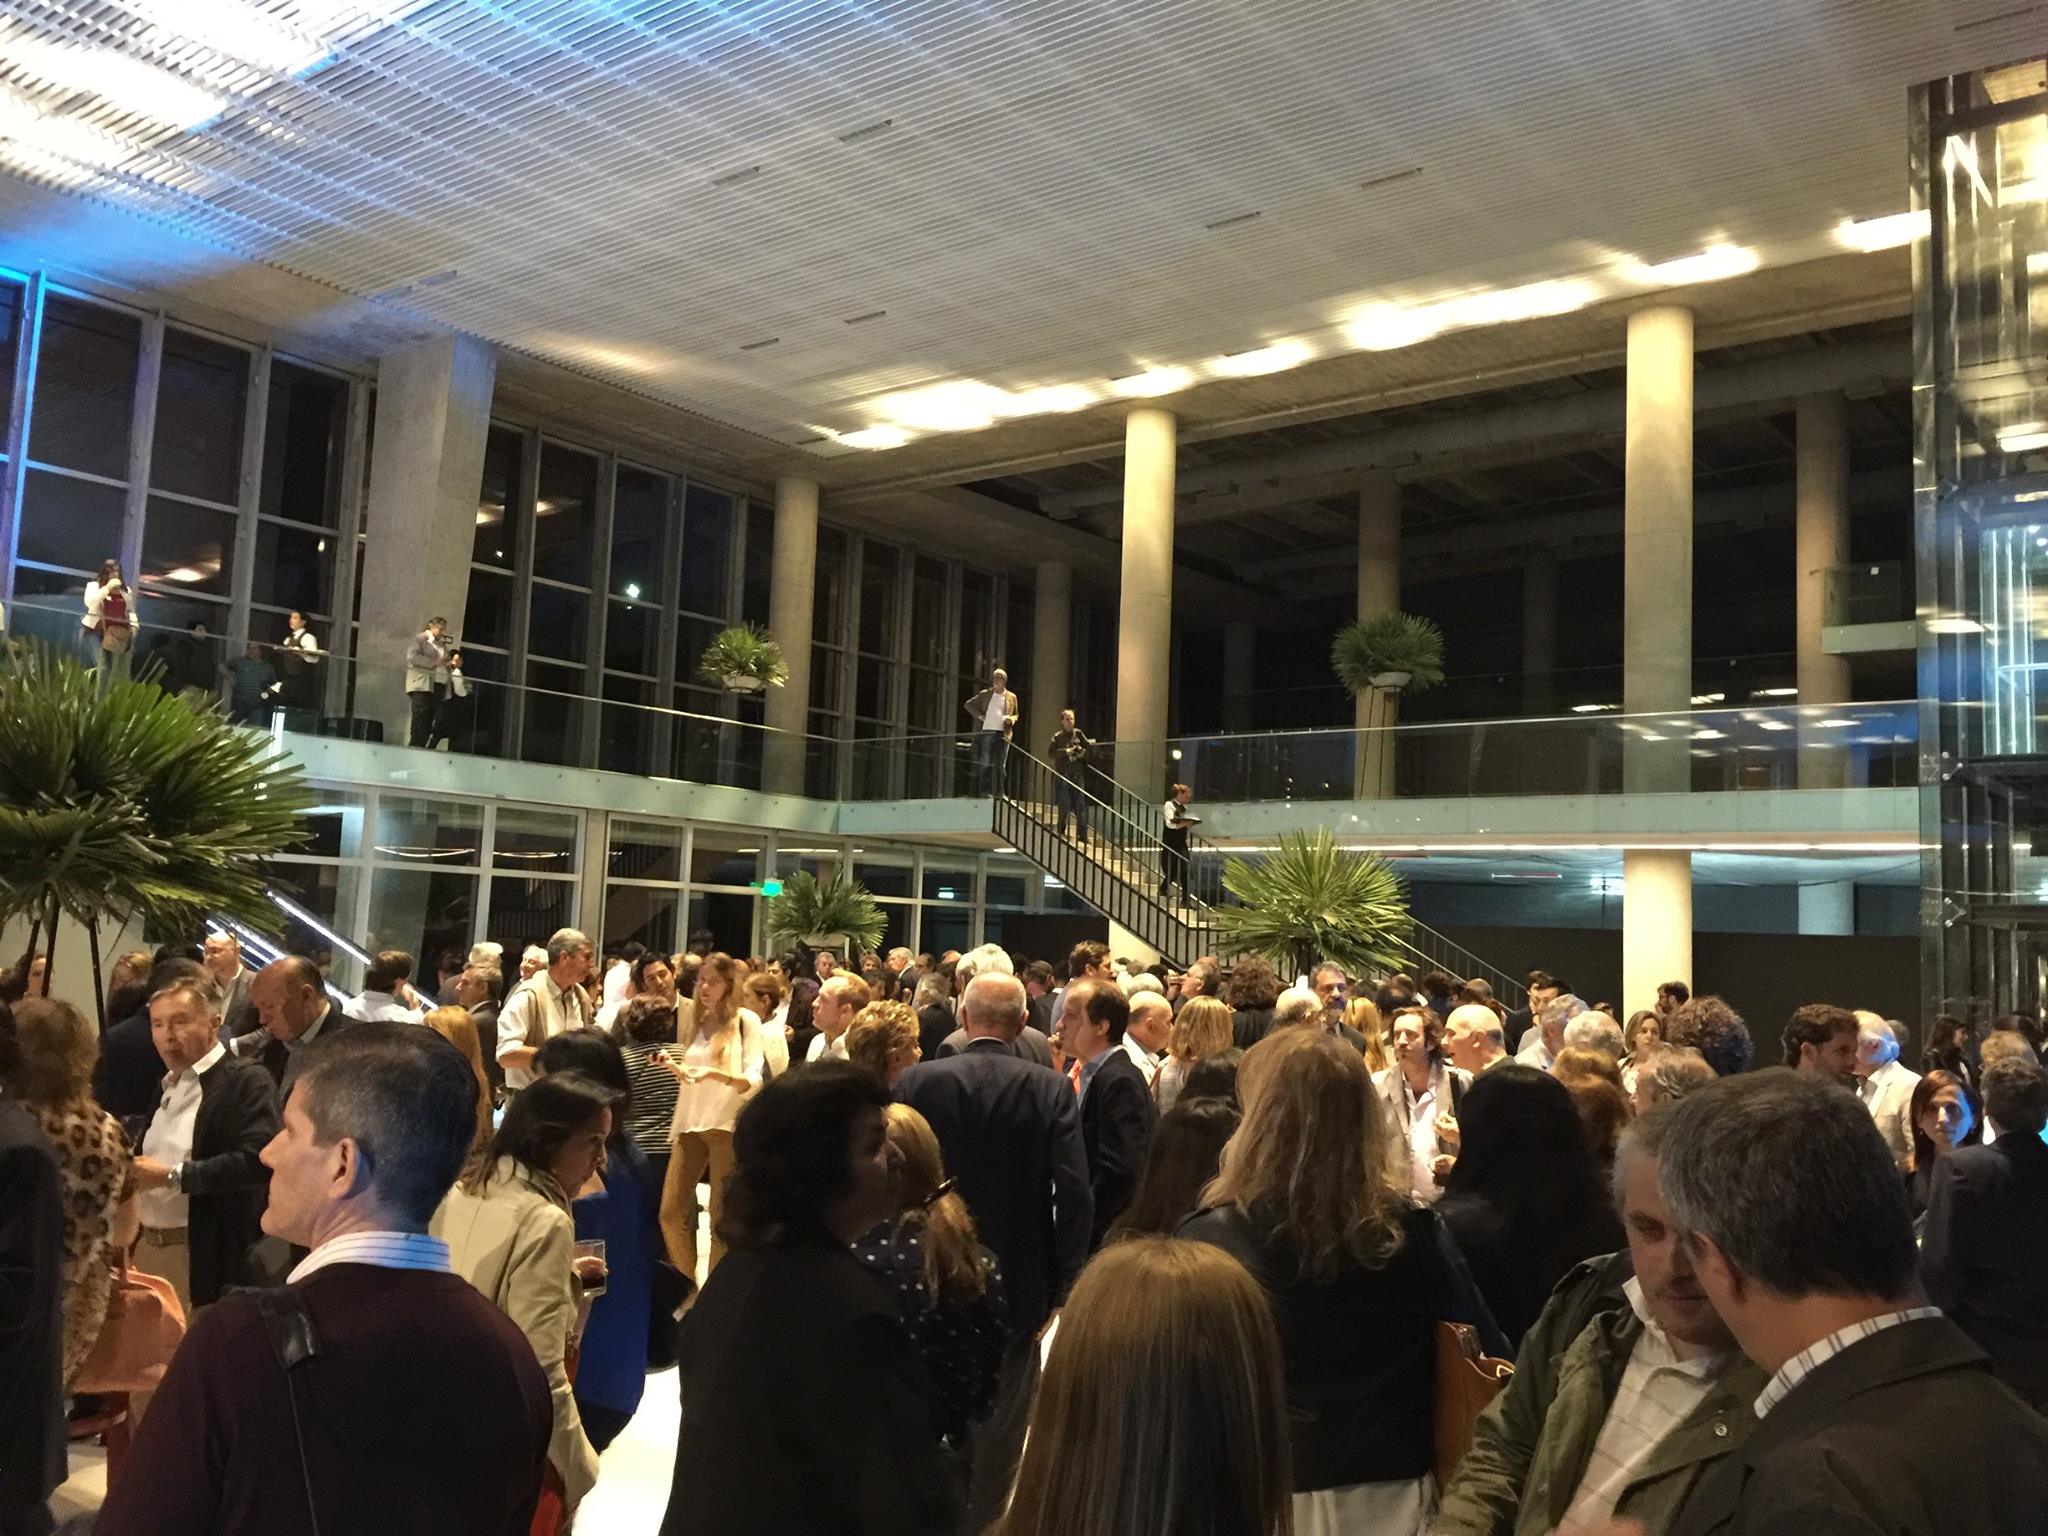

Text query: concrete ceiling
(0, 0), (2022, 485)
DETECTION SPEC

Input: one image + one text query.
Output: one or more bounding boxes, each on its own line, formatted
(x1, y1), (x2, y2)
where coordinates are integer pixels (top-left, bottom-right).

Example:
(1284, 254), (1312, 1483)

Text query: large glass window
(610, 465), (668, 603)
(741, 498), (774, 624)
(140, 495), (234, 598)
(533, 442), (598, 587)
(149, 329), (246, 506)
(261, 360), (346, 529)
(0, 280), (21, 435)
(29, 296), (138, 479)
(475, 427), (524, 571)
(678, 484), (734, 617)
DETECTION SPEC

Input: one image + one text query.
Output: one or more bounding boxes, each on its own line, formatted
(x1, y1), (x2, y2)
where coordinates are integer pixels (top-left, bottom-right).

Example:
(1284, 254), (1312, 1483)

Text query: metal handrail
(1393, 917), (1529, 1008)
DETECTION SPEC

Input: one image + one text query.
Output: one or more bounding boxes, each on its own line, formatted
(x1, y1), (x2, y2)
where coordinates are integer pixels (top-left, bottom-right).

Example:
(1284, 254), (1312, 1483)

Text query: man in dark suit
(896, 972), (1092, 1531)
(1057, 977), (1157, 1249)
(0, 1024), (65, 1536)
(236, 954), (354, 1097)
(94, 955), (213, 1123)
(131, 973), (281, 1310)
(1023, 960), (1056, 1035)
(1665, 1070), (2048, 1536)
(202, 930), (258, 1042)
(1921, 1057), (2048, 1410)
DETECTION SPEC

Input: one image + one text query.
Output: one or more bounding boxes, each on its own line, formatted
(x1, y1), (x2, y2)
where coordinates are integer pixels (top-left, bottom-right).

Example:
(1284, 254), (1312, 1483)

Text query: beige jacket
(431, 1158), (600, 1510)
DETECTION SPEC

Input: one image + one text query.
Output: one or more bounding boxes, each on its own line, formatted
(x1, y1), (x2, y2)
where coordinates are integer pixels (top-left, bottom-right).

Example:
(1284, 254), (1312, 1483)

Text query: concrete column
(763, 475), (819, 796)
(1356, 471), (1401, 798)
(1621, 307), (1694, 1014)
(1522, 548), (1558, 716)
(1223, 621), (1256, 732)
(1798, 878), (1856, 936)
(1622, 849), (1693, 1018)
(1114, 408), (1176, 792)
(1027, 559), (1072, 757)
(1796, 391), (1852, 789)
(358, 333), (496, 744)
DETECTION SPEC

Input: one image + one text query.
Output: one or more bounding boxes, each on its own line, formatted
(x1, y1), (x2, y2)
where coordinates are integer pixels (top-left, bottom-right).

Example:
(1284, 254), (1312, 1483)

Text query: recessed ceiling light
(0, 31), (228, 129)
(1998, 422), (2048, 453)
(1340, 303), (1445, 351)
(1441, 279), (1600, 326)
(1834, 210), (1929, 252)
(1628, 244), (1761, 286)
(872, 380), (1012, 433)
(1210, 340), (1314, 378)
(1110, 366), (1196, 399)
(838, 424), (913, 450)
(1926, 615), (1985, 634)
(1754, 687), (1799, 697)
(1000, 384), (1099, 416)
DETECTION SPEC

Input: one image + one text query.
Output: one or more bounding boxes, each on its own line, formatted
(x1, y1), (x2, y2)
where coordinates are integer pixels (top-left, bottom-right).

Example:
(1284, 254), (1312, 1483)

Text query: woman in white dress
(655, 952), (765, 1283)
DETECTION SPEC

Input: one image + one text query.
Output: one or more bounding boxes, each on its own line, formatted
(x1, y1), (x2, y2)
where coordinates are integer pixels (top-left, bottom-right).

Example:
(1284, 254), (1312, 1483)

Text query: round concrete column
(1028, 559), (1073, 757)
(764, 475), (818, 795)
(1623, 304), (1694, 794)
(1623, 848), (1693, 1019)
(1114, 408), (1176, 792)
(1796, 391), (1852, 789)
(1356, 471), (1401, 798)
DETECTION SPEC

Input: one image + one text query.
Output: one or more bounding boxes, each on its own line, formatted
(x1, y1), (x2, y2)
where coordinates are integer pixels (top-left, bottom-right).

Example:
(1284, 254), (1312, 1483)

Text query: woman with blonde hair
(1343, 996), (1388, 1074)
(1183, 1029), (1501, 1536)
(1155, 994), (1233, 1111)
(993, 1237), (1292, 1536)
(421, 1004), (494, 1160)
(852, 1104), (1007, 1451)
(844, 999), (923, 1088)
(658, 952), (766, 1281)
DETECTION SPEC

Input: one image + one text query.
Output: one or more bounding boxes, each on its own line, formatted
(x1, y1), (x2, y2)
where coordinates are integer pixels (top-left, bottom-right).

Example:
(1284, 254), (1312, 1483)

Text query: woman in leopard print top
(7, 998), (135, 1383)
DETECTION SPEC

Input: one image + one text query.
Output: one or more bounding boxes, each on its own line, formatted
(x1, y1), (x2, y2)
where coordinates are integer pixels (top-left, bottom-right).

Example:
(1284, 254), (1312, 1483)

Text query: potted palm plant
(762, 870), (887, 956)
(1210, 828), (1412, 980)
(0, 641), (311, 1021)
(697, 624), (789, 694)
(1333, 611), (1446, 693)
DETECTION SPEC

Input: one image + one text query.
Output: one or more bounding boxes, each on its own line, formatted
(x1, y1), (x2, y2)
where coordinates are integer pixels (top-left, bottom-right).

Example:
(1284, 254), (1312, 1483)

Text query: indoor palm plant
(697, 623), (789, 693)
(1211, 828), (1412, 980)
(0, 641), (312, 1020)
(762, 869), (887, 956)
(1333, 610), (1446, 693)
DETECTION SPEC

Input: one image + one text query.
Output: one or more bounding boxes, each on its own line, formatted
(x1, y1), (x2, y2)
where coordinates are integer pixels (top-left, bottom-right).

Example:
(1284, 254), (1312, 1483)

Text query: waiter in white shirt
(1158, 783), (1197, 904)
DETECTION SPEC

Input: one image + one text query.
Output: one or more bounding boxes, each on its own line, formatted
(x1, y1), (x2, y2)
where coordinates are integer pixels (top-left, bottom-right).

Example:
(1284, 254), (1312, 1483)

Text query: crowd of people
(6, 930), (2048, 1536)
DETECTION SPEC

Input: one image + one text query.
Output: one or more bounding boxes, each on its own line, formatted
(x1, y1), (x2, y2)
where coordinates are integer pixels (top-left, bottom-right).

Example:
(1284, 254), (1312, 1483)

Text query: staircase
(996, 748), (1528, 1002)
(995, 749), (1223, 969)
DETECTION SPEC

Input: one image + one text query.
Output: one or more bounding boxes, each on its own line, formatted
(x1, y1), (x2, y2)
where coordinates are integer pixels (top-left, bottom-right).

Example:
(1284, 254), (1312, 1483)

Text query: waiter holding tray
(1159, 782), (1199, 903)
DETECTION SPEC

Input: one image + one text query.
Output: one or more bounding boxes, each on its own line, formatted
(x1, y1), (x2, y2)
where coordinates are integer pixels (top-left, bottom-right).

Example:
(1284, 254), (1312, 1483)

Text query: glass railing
(1116, 701), (1918, 806)
(5, 604), (1920, 810)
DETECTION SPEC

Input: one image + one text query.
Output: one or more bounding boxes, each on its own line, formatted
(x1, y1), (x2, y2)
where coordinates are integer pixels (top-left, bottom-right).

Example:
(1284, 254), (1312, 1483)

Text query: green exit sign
(760, 877), (784, 897)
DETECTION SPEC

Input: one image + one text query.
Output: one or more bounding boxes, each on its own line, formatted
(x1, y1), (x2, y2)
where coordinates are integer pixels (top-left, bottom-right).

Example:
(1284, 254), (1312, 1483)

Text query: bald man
(1443, 1003), (1509, 1075)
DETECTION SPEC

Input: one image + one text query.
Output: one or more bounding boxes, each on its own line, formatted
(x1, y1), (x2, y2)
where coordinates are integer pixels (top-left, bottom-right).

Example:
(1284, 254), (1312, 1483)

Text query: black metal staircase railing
(1392, 920), (1529, 1009)
(995, 748), (1223, 970)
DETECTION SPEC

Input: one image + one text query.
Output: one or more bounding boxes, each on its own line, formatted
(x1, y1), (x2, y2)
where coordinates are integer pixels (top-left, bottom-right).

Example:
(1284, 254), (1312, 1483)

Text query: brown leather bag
(74, 1258), (188, 1393)
(1432, 1319), (1513, 1487)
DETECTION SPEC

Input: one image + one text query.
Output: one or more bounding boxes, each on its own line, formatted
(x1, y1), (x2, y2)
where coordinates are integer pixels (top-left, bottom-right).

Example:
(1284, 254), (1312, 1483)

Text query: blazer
(143, 1053), (279, 1306)
(432, 1159), (601, 1513)
(0, 1094), (65, 1533)
(93, 1007), (167, 1122)
(404, 629), (450, 693)
(962, 686), (1020, 740)
(1920, 1134), (2048, 1409)
(229, 1008), (359, 1098)
(1858, 1058), (1920, 1171)
(1079, 1048), (1157, 1248)
(1671, 1316), (2048, 1536)
(214, 966), (258, 1043)
(660, 1242), (958, 1536)
(896, 1040), (1093, 1338)
(936, 1022), (1054, 1068)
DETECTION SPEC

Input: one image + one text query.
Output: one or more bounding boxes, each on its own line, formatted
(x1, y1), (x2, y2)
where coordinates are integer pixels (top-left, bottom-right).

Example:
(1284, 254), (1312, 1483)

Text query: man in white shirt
(1122, 992), (1170, 1086)
(1371, 1005), (1470, 1202)
(344, 949), (426, 1025)
(962, 667), (1019, 795)
(1852, 1015), (1919, 1171)
(1434, 1107), (1765, 1536)
(806, 972), (872, 1063)
(1516, 993), (1583, 1072)
(496, 928), (594, 1093)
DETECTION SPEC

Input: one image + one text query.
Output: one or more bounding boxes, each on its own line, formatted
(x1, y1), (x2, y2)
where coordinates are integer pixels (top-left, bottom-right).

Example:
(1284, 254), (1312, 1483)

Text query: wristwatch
(165, 1161), (185, 1195)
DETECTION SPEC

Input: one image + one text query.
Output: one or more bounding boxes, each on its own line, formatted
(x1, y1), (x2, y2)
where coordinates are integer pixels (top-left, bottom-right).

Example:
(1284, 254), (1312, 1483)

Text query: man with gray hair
(1661, 1071), (2048, 1536)
(1632, 1045), (1715, 1114)
(495, 926), (592, 1093)
(1122, 991), (1171, 1084)
(954, 941), (1015, 992)
(1435, 1106), (1764, 1536)
(1517, 992), (1585, 1071)
(1272, 985), (1323, 1031)
(1851, 1016), (1919, 1171)
(1563, 1011), (1627, 1063)
(937, 952), (1054, 1067)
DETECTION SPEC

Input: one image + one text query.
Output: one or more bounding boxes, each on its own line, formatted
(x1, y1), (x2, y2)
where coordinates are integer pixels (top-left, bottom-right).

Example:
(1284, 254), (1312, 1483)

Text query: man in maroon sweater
(96, 1023), (551, 1536)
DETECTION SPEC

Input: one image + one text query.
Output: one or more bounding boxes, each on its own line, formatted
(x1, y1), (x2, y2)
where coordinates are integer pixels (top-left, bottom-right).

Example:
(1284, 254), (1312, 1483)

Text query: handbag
(73, 1257), (188, 1393)
(1431, 1319), (1512, 1488)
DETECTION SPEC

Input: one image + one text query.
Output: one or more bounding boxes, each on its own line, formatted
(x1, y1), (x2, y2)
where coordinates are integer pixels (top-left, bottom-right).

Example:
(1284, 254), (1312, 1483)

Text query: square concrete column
(1114, 408), (1176, 793)
(1356, 470), (1401, 798)
(763, 475), (818, 796)
(358, 333), (496, 744)
(1621, 306), (1694, 1011)
(1027, 559), (1072, 758)
(1796, 391), (1852, 789)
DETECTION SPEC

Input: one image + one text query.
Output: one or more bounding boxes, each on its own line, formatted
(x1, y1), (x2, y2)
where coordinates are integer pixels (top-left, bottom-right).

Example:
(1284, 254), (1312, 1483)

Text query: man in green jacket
(1433, 1106), (1766, 1536)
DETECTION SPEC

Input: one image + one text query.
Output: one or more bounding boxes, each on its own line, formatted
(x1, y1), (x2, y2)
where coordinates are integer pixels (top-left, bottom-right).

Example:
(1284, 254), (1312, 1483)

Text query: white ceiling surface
(0, 1), (2028, 459)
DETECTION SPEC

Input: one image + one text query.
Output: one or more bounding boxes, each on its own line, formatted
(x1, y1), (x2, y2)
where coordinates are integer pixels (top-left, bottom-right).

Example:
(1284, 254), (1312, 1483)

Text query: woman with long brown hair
(851, 1104), (1007, 1453)
(421, 1004), (494, 1161)
(1155, 994), (1234, 1111)
(1183, 1029), (1500, 1536)
(1343, 996), (1388, 1074)
(1907, 1067), (1979, 1217)
(657, 952), (766, 1282)
(993, 1237), (1292, 1536)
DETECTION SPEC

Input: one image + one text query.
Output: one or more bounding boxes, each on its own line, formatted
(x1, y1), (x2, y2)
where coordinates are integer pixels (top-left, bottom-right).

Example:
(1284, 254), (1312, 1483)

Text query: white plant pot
(1368, 670), (1412, 689)
(724, 674), (767, 693)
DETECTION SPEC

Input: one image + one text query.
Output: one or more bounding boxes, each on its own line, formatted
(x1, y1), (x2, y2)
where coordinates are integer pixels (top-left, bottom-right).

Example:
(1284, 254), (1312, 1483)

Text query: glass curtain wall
(1914, 55), (2048, 1019)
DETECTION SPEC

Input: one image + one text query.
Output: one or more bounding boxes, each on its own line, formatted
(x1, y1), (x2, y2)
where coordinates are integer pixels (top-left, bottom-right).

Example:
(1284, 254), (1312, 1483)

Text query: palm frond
(1333, 611), (1446, 694)
(763, 869), (886, 954)
(1211, 828), (1412, 979)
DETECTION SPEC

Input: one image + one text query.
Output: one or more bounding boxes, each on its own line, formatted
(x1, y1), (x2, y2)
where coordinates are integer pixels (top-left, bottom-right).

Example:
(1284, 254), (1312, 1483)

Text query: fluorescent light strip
(1213, 841), (1923, 854)
(267, 887), (372, 965)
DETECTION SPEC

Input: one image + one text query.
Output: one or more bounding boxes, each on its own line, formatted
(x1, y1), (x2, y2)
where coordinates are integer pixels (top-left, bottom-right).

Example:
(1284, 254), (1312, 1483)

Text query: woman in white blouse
(656, 952), (765, 1284)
